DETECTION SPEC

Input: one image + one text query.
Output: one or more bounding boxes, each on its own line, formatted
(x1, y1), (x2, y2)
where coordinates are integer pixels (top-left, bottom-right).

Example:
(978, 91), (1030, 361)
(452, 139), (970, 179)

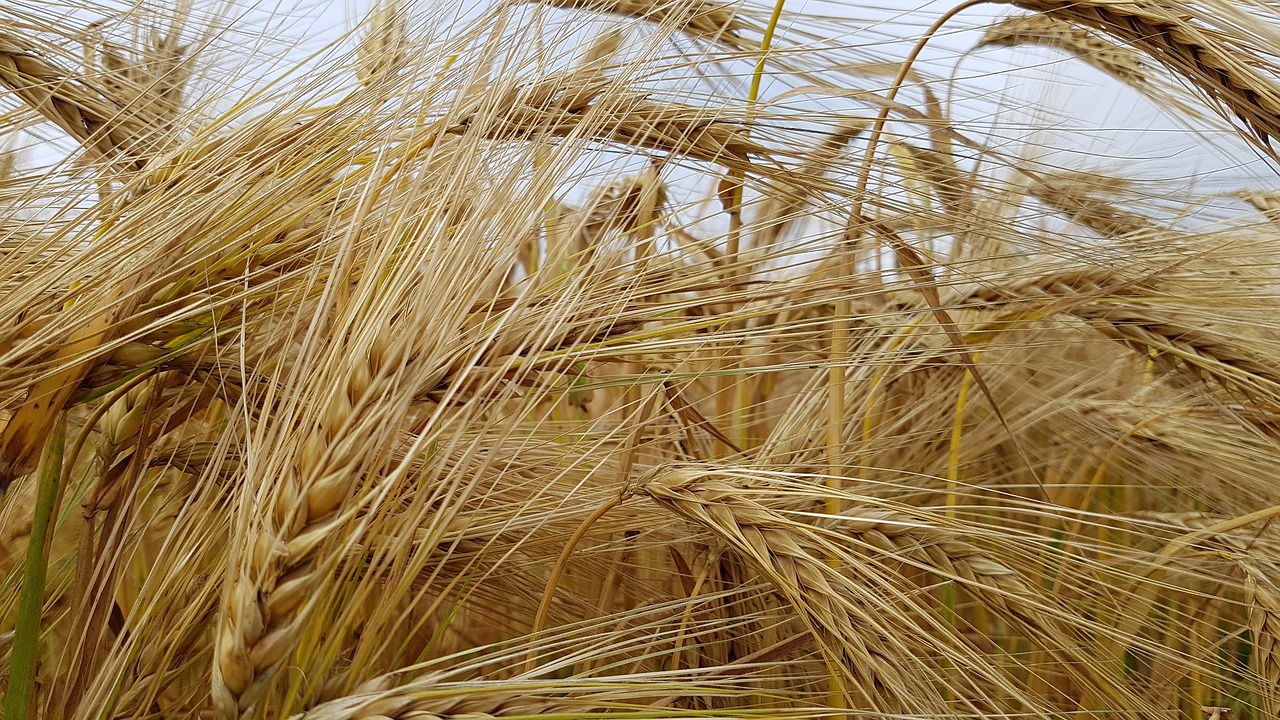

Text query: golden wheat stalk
(88, 21), (192, 135)
(451, 77), (768, 172)
(3, 0), (1280, 717)
(960, 266), (1140, 307)
(1236, 190), (1280, 221)
(1123, 511), (1280, 718)
(1242, 562), (1280, 718)
(1030, 172), (1158, 239)
(631, 464), (1134, 713)
(1069, 304), (1280, 399)
(355, 1), (409, 87)
(293, 682), (567, 720)
(0, 114), (346, 489)
(956, 265), (1280, 400)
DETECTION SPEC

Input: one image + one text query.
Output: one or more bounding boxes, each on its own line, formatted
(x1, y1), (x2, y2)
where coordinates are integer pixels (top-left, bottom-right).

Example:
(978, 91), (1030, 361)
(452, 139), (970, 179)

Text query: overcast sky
(7, 0), (1274, 217)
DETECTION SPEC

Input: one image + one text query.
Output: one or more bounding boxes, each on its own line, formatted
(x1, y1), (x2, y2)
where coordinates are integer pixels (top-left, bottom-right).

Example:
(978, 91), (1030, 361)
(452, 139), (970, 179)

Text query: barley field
(2, 0), (1280, 718)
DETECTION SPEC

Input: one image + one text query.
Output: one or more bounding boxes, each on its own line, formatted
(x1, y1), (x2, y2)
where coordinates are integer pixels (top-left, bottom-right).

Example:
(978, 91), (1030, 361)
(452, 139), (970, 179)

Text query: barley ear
(1241, 562), (1280, 717)
(1009, 0), (1280, 154)
(356, 1), (408, 88)
(636, 466), (949, 715)
(0, 32), (147, 166)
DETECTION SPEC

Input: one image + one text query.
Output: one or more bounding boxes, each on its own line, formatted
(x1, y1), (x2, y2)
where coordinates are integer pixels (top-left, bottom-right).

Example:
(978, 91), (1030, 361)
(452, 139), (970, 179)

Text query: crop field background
(2, 0), (1280, 718)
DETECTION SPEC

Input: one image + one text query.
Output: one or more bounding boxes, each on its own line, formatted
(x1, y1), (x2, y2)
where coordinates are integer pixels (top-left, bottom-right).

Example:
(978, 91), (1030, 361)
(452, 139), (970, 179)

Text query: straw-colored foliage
(2, 0), (1280, 718)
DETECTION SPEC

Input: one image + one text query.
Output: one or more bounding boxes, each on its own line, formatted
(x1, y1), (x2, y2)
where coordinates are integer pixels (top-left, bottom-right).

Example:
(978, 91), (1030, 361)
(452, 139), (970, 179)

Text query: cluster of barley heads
(3, 0), (1280, 718)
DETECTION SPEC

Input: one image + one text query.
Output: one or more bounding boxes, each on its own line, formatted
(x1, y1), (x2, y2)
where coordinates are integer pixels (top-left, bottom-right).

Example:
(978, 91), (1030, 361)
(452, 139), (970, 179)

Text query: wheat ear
(213, 331), (414, 718)
(0, 32), (151, 166)
(524, 0), (749, 50)
(89, 21), (193, 138)
(636, 465), (1148, 712)
(1067, 305), (1280, 399)
(959, 268), (1280, 399)
(1129, 512), (1280, 718)
(1029, 172), (1157, 238)
(962, 267), (1139, 307)
(451, 76), (767, 173)
(1236, 190), (1280, 221)
(1241, 562), (1280, 718)
(979, 14), (1150, 87)
(635, 466), (944, 713)
(1008, 0), (1280, 153)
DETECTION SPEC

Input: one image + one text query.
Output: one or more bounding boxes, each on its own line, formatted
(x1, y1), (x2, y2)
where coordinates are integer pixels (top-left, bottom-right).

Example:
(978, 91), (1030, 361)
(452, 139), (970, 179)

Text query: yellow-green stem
(827, 314), (848, 497)
(5, 413), (66, 720)
(719, 0), (788, 450)
(947, 366), (974, 511)
(731, 0), (788, 243)
(938, 364), (975, 693)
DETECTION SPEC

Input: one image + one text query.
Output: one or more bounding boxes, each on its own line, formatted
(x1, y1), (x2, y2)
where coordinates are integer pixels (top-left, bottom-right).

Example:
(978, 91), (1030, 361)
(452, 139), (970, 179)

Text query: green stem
(5, 413), (66, 720)
(725, 0), (787, 263)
